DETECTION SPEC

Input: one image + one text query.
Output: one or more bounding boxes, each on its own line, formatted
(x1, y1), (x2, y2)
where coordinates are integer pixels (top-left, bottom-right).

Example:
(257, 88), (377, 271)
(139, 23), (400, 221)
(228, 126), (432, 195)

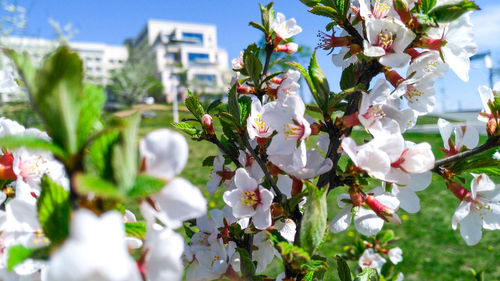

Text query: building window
(193, 74), (216, 84)
(188, 53), (209, 65)
(182, 32), (203, 45)
(96, 67), (102, 72)
(95, 57), (101, 62)
(109, 59), (115, 64)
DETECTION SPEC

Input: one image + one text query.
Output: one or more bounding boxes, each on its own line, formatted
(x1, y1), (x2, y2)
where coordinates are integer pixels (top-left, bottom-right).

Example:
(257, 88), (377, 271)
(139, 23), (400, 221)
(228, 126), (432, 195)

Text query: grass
(2, 103), (500, 280)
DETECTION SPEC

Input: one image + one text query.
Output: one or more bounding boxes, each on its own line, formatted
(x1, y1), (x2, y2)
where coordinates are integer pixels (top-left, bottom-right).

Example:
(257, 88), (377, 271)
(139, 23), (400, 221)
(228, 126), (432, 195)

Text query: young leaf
(259, 2), (275, 35)
(277, 242), (311, 271)
(37, 175), (71, 246)
(309, 51), (330, 110)
(340, 64), (355, 91)
(336, 255), (353, 281)
(334, 0), (349, 17)
(206, 98), (222, 114)
(299, 0), (321, 7)
(7, 245), (34, 271)
(33, 46), (84, 155)
(74, 173), (124, 200)
(238, 96), (252, 126)
(421, 0), (437, 13)
(354, 268), (379, 281)
(111, 112), (140, 192)
(300, 181), (328, 255)
(202, 155), (216, 167)
(185, 95), (205, 121)
(309, 5), (339, 19)
(77, 84), (106, 148)
(227, 84), (240, 124)
(124, 221), (147, 239)
(244, 51), (263, 88)
(428, 0), (480, 23)
(172, 122), (199, 136)
(84, 130), (119, 180)
(249, 21), (266, 33)
(0, 135), (66, 159)
(126, 174), (166, 199)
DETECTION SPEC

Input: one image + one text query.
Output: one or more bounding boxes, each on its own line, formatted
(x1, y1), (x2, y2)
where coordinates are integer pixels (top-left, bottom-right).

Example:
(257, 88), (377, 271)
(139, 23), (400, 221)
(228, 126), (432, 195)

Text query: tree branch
(432, 136), (500, 173)
(241, 134), (284, 203)
(209, 137), (242, 168)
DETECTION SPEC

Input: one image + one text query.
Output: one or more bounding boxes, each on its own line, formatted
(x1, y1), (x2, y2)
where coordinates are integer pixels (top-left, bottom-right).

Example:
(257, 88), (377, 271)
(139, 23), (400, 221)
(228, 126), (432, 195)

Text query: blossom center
(253, 114), (269, 135)
(210, 255), (221, 268)
(373, 0), (391, 18)
(406, 85), (423, 103)
(283, 122), (305, 140)
(241, 189), (260, 207)
(376, 31), (394, 52)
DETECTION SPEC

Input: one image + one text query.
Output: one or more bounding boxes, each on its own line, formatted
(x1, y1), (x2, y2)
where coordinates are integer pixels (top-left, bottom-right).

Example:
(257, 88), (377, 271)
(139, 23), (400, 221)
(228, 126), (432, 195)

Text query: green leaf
(172, 122), (199, 136)
(238, 96), (252, 126)
(3, 49), (36, 94)
(413, 13), (438, 28)
(37, 175), (71, 245)
(309, 5), (339, 19)
(244, 51), (263, 88)
(259, 2), (275, 35)
(206, 98), (222, 114)
(202, 155), (216, 167)
(378, 230), (395, 244)
(309, 50), (330, 109)
(354, 268), (379, 281)
(227, 84), (240, 124)
(124, 221), (147, 239)
(126, 174), (166, 199)
(277, 242), (311, 271)
(303, 272), (314, 281)
(287, 61), (318, 105)
(185, 95), (205, 121)
(7, 245), (33, 271)
(77, 84), (105, 148)
(111, 113), (140, 192)
(340, 64), (355, 91)
(74, 173), (123, 200)
(236, 248), (257, 279)
(334, 0), (349, 17)
(249, 21), (266, 33)
(421, 0), (437, 13)
(302, 259), (328, 272)
(428, 0), (479, 23)
(299, 0), (321, 7)
(0, 135), (66, 159)
(84, 130), (119, 180)
(453, 157), (500, 176)
(32, 46), (84, 155)
(300, 182), (328, 255)
(336, 255), (352, 281)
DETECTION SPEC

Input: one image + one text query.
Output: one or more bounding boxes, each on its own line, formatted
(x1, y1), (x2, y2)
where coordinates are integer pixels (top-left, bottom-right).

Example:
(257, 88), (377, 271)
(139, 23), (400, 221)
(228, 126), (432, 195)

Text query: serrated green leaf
(278, 242), (311, 271)
(302, 259), (328, 272)
(244, 51), (263, 88)
(334, 0), (349, 17)
(336, 255), (352, 281)
(32, 46), (83, 155)
(37, 175), (71, 245)
(340, 64), (355, 91)
(354, 268), (379, 281)
(185, 96), (205, 121)
(303, 272), (314, 281)
(206, 98), (222, 114)
(111, 112), (140, 192)
(84, 130), (119, 180)
(227, 84), (240, 124)
(379, 230), (395, 244)
(0, 135), (66, 159)
(260, 2), (275, 35)
(172, 122), (199, 136)
(124, 221), (147, 239)
(428, 0), (479, 23)
(453, 157), (500, 176)
(126, 174), (166, 199)
(309, 5), (339, 19)
(238, 96), (252, 126)
(74, 173), (123, 200)
(77, 84), (105, 148)
(309, 50), (330, 110)
(300, 182), (328, 255)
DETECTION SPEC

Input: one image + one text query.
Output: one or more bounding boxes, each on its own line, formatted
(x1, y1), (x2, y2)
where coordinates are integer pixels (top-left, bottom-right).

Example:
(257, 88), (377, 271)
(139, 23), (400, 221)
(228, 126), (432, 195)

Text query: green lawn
(2, 103), (499, 280)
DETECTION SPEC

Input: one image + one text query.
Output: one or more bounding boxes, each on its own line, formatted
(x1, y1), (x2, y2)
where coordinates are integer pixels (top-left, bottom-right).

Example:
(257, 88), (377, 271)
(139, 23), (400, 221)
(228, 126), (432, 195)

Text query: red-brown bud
(487, 118), (497, 136)
(348, 188), (364, 207)
(0, 152), (16, 180)
(365, 195), (401, 225)
(237, 85), (254, 95)
(384, 70), (405, 88)
(415, 37), (446, 51)
(291, 177), (303, 197)
(446, 181), (471, 201)
(342, 113), (361, 128)
(310, 123), (321, 135)
(202, 114), (215, 136)
(393, 0), (411, 25)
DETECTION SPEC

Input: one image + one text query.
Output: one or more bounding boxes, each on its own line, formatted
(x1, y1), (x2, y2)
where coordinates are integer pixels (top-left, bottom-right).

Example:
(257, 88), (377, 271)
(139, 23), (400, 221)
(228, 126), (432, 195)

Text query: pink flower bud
(365, 195), (401, 225)
(270, 76), (285, 85)
(237, 85), (254, 95)
(393, 0), (411, 24)
(446, 181), (471, 201)
(202, 114), (215, 136)
(275, 42), (299, 54)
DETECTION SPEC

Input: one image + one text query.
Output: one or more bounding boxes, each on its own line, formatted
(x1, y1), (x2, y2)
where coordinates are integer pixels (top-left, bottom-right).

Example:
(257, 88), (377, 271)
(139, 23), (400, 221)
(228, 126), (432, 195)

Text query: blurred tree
(108, 42), (163, 106)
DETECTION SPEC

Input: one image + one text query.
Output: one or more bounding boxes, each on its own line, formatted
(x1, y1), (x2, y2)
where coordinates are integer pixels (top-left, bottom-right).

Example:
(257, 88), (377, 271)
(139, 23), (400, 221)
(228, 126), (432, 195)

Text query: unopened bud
(237, 85), (254, 95)
(384, 69), (405, 88)
(310, 123), (321, 135)
(270, 76), (285, 85)
(393, 0), (411, 24)
(415, 37), (446, 51)
(348, 188), (364, 207)
(343, 113), (361, 128)
(0, 152), (16, 180)
(202, 114), (215, 136)
(487, 118), (497, 136)
(275, 42), (299, 54)
(291, 177), (303, 197)
(446, 181), (470, 201)
(365, 195), (401, 225)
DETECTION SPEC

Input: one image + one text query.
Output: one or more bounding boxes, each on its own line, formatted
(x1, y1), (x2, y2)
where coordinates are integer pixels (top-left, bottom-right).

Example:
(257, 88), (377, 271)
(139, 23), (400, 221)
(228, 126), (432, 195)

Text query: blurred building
(0, 19), (230, 102)
(128, 20), (230, 102)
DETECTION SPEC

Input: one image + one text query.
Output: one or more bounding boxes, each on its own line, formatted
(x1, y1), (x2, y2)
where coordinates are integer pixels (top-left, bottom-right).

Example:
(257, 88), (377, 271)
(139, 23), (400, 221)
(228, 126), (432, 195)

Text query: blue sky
(10, 0), (500, 112)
